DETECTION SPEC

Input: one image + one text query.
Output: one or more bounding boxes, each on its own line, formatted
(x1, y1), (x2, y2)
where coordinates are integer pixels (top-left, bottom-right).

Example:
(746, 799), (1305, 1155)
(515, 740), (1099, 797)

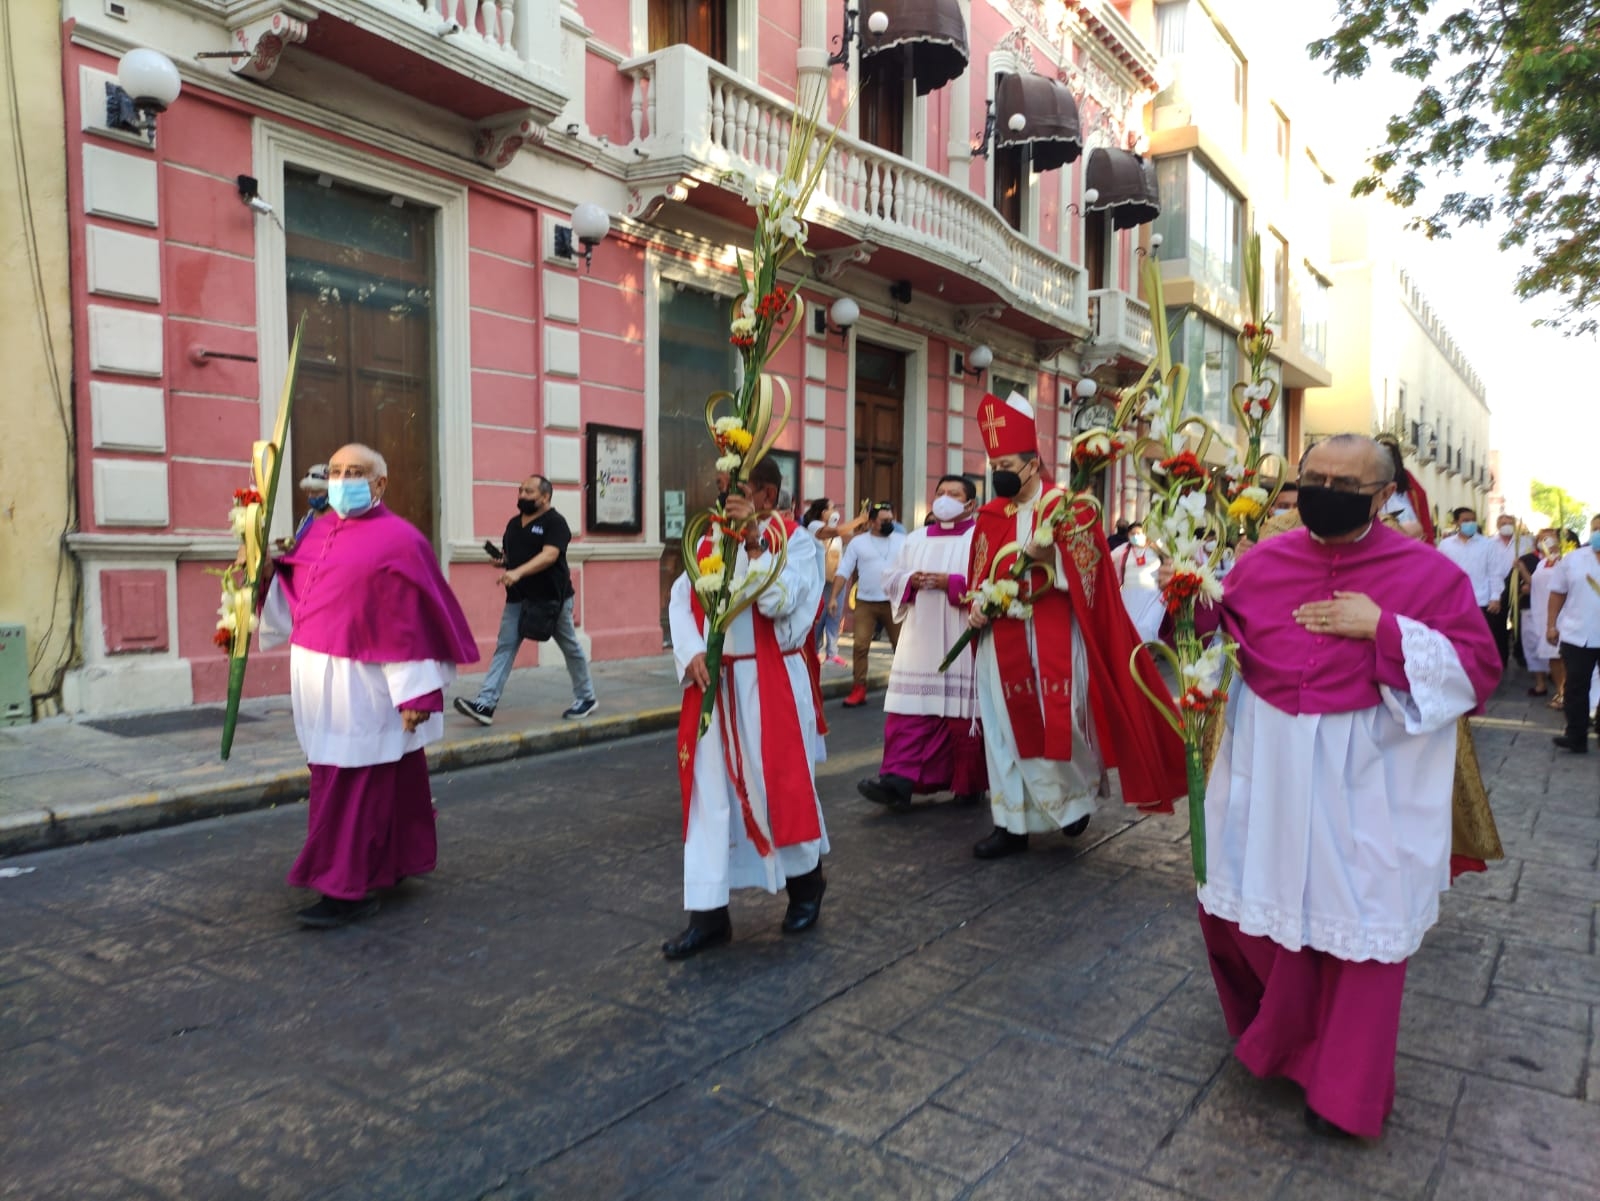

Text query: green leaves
(1310, 0), (1600, 333)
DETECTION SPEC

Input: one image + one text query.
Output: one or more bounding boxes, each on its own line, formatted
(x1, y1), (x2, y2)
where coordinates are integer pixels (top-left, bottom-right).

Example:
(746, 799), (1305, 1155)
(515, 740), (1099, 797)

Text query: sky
(1256, 0), (1598, 523)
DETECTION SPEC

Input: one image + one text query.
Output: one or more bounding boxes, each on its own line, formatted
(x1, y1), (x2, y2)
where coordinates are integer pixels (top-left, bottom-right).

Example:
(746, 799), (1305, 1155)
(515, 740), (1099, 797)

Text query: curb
(0, 670), (889, 858)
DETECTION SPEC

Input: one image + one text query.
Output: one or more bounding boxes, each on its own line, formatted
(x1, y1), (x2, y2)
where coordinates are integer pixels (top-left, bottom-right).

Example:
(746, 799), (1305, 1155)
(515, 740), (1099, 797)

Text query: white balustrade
(1088, 288), (1154, 359)
(407, 0), (529, 62)
(617, 47), (1088, 329)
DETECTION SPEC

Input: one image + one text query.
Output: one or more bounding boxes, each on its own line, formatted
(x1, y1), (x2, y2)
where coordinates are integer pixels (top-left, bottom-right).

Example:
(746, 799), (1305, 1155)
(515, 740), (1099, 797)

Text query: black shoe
(1553, 736), (1590, 754)
(662, 911), (732, 960)
(563, 698), (598, 720)
(857, 774), (913, 812)
(453, 697), (494, 726)
(1303, 1105), (1356, 1140)
(782, 877), (827, 934)
(951, 792), (983, 806)
(973, 826), (1029, 859)
(1062, 814), (1091, 837)
(296, 895), (380, 929)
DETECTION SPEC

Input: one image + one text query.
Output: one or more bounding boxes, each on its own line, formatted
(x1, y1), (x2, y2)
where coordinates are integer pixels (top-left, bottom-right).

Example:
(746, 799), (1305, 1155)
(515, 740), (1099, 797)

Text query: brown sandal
(1548, 692), (1565, 709)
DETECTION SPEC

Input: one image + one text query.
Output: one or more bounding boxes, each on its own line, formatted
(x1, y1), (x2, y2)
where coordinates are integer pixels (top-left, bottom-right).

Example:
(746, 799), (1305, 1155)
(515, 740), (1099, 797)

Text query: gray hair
(339, 443), (388, 477)
(1300, 434), (1392, 484)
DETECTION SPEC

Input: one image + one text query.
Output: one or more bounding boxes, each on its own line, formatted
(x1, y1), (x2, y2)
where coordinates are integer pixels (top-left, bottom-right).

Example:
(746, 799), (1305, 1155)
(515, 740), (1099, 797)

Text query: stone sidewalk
(0, 643), (892, 856)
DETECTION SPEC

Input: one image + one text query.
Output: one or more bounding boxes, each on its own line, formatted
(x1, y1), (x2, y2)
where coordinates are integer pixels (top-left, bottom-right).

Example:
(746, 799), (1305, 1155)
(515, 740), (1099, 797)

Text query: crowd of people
(254, 411), (1593, 1145)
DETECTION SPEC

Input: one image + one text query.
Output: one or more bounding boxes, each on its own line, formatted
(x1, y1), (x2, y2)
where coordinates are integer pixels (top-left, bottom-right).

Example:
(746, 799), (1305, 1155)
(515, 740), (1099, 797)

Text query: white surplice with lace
(1198, 615), (1479, 964)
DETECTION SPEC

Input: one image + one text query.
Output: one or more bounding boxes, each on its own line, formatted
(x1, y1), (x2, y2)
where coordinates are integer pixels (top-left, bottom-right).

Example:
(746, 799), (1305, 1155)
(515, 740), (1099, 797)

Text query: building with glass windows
(1120, 0), (1338, 515)
(1315, 199), (1490, 525)
(45, 0), (1174, 716)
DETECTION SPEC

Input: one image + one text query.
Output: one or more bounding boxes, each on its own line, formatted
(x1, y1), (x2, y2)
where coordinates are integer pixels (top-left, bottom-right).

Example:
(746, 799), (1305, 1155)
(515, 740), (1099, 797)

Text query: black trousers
(1483, 604), (1511, 666)
(1558, 641), (1600, 744)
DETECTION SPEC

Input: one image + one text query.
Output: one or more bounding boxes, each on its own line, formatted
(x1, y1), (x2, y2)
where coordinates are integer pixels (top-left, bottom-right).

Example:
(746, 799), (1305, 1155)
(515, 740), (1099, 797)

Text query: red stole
(675, 521), (823, 852)
(970, 495), (1187, 814)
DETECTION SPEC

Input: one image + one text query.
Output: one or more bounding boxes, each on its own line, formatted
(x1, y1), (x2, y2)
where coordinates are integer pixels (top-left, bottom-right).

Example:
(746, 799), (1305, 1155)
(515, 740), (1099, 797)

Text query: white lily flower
(715, 453), (742, 472)
(1177, 491), (1208, 522)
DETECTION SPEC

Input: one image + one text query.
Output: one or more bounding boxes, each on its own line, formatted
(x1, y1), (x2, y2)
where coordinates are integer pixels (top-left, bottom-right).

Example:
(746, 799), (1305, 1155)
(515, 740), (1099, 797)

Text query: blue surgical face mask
(327, 478), (375, 518)
(308, 494), (329, 512)
(1459, 521), (1478, 538)
(1590, 531), (1600, 552)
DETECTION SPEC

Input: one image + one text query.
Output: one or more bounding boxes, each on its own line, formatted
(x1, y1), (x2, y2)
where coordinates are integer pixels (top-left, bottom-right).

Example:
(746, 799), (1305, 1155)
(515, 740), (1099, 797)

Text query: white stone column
(946, 0), (973, 186)
(797, 0), (830, 113)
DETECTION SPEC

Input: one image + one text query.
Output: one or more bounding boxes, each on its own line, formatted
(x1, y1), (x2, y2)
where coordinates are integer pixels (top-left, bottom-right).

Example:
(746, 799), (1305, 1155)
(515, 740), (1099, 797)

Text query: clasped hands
(910, 571), (949, 592)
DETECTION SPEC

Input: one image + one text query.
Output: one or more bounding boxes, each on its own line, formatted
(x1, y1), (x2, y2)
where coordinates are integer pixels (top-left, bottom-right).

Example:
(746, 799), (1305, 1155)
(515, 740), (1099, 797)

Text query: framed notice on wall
(768, 450), (800, 509)
(586, 424), (643, 535)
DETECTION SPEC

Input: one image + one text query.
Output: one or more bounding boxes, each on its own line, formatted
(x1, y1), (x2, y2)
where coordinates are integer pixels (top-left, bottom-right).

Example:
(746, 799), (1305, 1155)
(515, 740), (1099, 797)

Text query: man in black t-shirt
(453, 475), (597, 724)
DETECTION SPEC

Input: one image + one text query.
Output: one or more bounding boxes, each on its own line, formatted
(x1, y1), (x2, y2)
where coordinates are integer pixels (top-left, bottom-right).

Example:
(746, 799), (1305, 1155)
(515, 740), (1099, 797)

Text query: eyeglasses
(1298, 472), (1389, 495)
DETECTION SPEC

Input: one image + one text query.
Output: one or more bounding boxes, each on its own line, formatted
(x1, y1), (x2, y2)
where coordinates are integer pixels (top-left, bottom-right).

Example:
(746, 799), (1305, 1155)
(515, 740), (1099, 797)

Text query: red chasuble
(969, 490), (1187, 814)
(675, 519), (824, 852)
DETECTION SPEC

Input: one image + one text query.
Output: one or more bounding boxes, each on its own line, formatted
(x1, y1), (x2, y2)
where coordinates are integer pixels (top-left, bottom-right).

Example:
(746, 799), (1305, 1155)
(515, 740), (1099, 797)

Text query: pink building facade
(56, 0), (1162, 715)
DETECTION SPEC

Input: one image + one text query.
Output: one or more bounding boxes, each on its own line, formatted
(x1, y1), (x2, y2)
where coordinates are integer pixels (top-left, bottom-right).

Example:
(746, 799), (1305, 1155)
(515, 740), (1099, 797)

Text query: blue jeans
(474, 597), (595, 710)
(813, 601), (840, 658)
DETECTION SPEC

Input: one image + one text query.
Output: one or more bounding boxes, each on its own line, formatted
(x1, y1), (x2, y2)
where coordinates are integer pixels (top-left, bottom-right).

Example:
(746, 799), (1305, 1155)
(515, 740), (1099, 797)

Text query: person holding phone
(453, 475), (597, 725)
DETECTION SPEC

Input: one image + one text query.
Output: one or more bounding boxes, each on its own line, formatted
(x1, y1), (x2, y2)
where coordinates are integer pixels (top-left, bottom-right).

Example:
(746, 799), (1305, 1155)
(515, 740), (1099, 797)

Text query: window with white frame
(1302, 267), (1330, 361)
(1154, 154), (1243, 295)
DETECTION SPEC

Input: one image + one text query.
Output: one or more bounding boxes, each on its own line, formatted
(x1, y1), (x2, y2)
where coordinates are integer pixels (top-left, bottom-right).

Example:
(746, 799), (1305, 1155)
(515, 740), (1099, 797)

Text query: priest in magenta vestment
(261, 444), (479, 928)
(1200, 435), (1500, 1138)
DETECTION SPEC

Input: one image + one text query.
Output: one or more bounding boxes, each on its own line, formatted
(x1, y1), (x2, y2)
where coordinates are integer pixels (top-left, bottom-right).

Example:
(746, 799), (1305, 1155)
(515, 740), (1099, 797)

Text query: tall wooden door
(854, 341), (906, 515)
(283, 170), (436, 544)
(1085, 209), (1110, 291)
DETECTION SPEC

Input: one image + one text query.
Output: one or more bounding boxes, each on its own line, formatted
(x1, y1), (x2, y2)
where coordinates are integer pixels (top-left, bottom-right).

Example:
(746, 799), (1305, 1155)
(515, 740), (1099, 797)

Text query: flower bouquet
(1226, 234), (1284, 540)
(1126, 261), (1238, 884)
(210, 315), (305, 760)
(936, 541), (1058, 673)
(678, 93), (844, 737)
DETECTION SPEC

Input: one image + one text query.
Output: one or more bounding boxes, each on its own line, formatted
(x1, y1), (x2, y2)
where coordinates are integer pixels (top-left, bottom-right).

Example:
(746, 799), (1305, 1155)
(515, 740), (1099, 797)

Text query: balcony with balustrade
(215, 0), (570, 152)
(616, 44), (1090, 340)
(1085, 287), (1154, 369)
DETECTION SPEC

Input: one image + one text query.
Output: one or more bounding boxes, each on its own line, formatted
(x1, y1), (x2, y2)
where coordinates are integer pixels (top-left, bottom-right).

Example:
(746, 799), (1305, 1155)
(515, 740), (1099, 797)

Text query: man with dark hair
(664, 456), (830, 958)
(1438, 504), (1504, 653)
(829, 499), (907, 707)
(454, 474), (596, 725)
(857, 474), (986, 811)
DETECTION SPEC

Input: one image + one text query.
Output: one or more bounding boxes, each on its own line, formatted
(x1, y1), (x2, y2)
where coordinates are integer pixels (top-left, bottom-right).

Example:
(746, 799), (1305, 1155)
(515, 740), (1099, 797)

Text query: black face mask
(875, 520), (894, 536)
(517, 498), (542, 516)
(1297, 486), (1375, 539)
(991, 469), (1024, 499)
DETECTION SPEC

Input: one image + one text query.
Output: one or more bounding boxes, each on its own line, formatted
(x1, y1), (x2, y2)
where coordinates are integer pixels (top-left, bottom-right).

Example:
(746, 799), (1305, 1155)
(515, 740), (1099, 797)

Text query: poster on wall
(586, 424), (643, 535)
(768, 450), (800, 511)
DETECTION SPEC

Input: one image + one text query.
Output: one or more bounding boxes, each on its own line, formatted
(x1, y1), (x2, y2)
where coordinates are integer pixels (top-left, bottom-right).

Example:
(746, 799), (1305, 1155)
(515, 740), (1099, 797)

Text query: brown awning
(994, 73), (1082, 172)
(1085, 148), (1160, 229)
(859, 0), (969, 95)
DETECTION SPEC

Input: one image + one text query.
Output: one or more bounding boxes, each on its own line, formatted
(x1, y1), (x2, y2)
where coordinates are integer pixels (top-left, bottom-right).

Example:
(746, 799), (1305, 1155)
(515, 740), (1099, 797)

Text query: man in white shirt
(1486, 515), (1525, 664)
(829, 503), (907, 707)
(1547, 514), (1600, 754)
(1437, 507), (1505, 653)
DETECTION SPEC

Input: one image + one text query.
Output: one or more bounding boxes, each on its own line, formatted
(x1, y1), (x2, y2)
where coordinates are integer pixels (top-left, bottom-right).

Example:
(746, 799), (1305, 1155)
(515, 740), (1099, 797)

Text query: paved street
(1, 682), (1596, 1200)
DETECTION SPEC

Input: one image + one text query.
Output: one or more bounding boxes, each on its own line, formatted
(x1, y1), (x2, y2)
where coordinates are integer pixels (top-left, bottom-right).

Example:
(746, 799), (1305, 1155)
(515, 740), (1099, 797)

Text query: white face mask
(1129, 532), (1148, 547)
(1498, 523), (1514, 537)
(931, 495), (966, 522)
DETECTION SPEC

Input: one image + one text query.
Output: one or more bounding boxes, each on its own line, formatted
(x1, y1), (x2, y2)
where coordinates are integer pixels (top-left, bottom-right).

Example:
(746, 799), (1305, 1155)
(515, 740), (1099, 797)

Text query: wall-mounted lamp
(1075, 376), (1098, 400)
(1064, 187), (1100, 218)
(554, 202), (611, 272)
(827, 4), (890, 68)
(955, 344), (993, 378)
(105, 48), (182, 145)
(812, 296), (860, 341)
(972, 102), (1026, 159)
(1135, 231), (1165, 260)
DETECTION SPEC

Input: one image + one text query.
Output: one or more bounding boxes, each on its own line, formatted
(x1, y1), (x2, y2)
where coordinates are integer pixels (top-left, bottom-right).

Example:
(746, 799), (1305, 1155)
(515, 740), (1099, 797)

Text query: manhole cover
(83, 707), (262, 738)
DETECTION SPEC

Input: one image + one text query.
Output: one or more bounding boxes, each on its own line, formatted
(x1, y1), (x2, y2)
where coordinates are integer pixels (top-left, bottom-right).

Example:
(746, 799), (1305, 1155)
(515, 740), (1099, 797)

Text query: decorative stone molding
(228, 10), (309, 81)
(953, 303), (1005, 334)
(473, 112), (548, 171)
(811, 242), (878, 282)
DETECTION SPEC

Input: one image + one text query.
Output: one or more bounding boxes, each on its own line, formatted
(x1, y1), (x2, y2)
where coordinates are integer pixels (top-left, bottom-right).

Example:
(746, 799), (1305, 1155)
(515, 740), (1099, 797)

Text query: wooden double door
(854, 341), (906, 516)
(283, 170), (437, 544)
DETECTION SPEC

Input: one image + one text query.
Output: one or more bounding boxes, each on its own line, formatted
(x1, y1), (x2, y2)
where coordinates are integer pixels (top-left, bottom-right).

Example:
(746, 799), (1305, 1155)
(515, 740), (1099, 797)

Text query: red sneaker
(842, 685), (868, 708)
